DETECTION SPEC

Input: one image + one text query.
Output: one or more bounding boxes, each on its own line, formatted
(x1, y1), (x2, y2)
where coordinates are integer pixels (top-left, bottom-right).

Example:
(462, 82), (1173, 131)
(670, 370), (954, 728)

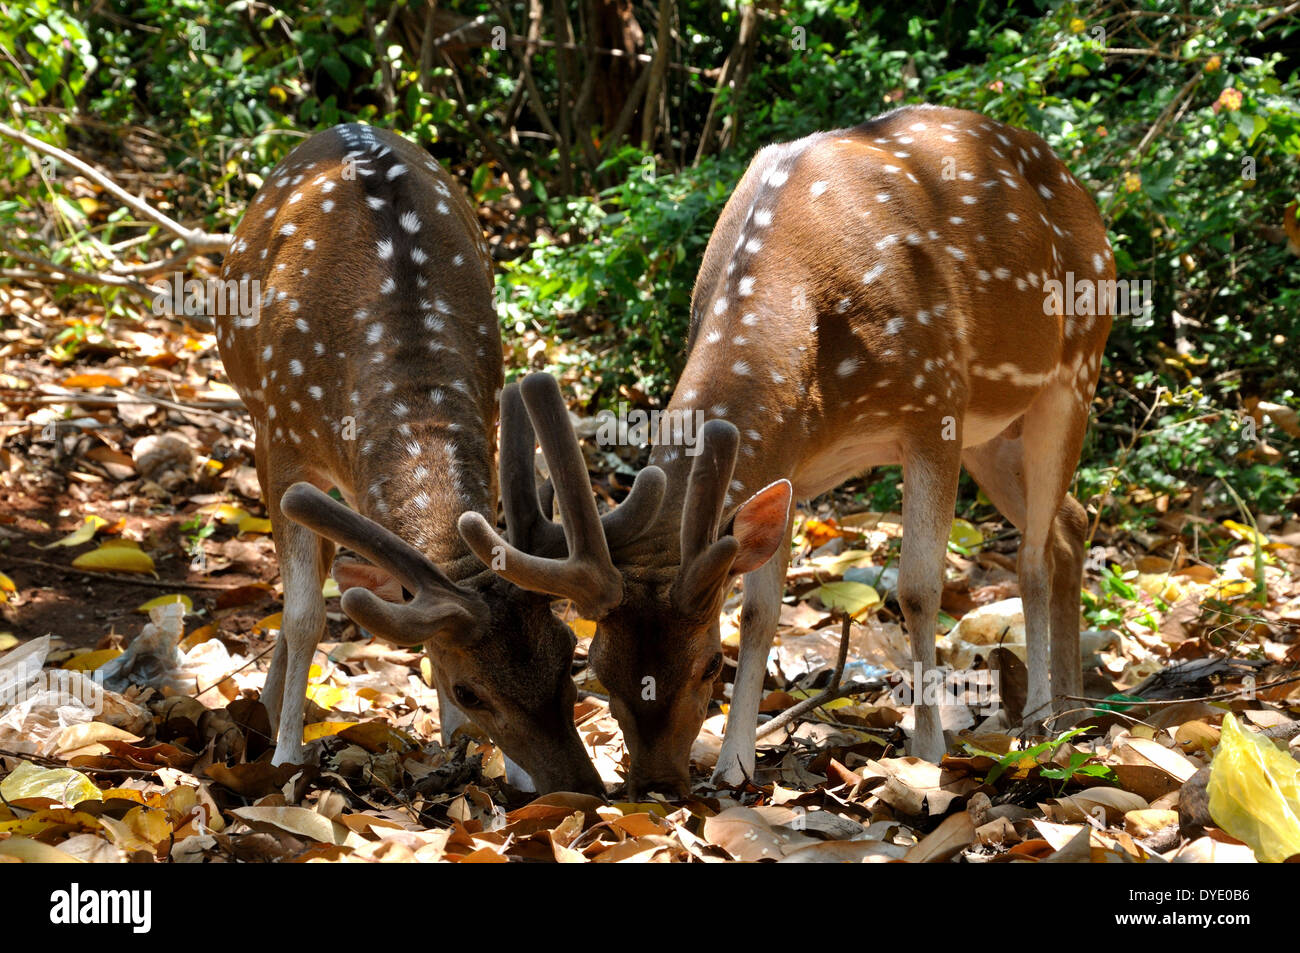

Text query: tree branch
(0, 121), (231, 255)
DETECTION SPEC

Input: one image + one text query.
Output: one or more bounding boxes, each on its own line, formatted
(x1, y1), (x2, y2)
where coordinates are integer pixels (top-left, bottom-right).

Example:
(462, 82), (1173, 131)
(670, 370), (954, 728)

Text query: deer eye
(702, 652), (723, 680)
(453, 684), (484, 709)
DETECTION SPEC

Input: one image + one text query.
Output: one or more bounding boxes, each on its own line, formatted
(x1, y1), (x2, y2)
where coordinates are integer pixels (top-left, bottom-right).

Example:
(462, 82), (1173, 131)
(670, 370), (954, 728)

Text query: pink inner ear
(730, 479), (793, 576)
(332, 562), (404, 602)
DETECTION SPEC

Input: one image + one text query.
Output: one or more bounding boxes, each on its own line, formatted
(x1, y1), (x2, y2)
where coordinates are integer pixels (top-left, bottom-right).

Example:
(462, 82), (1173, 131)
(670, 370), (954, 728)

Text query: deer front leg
(899, 439), (962, 763)
(269, 516), (332, 766)
(262, 636), (288, 739)
(713, 530), (791, 787)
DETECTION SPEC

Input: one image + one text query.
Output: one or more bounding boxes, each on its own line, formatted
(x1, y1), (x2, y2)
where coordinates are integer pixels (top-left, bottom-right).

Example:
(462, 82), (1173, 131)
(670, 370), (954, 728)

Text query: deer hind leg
(1048, 493), (1087, 723)
(899, 435), (963, 763)
(267, 487), (335, 766)
(713, 517), (794, 787)
(964, 419), (1090, 734)
(972, 386), (1088, 735)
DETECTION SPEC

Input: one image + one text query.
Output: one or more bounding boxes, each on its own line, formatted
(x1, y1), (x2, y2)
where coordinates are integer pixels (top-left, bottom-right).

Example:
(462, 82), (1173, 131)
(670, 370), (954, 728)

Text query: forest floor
(3, 283), (1300, 863)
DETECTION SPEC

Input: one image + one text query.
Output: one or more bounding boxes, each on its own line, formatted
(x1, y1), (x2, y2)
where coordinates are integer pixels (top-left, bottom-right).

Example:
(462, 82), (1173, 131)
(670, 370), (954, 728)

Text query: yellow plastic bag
(1207, 713), (1300, 862)
(0, 760), (103, 807)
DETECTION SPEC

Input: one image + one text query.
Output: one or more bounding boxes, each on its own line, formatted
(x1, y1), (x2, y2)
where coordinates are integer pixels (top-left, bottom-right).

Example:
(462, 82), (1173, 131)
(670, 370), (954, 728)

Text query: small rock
(132, 434), (195, 489)
(1126, 808), (1181, 840)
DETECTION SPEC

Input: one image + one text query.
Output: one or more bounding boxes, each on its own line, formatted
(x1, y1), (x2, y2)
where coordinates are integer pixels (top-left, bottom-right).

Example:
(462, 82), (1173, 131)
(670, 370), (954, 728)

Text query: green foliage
(498, 147), (743, 396)
(1, 0), (1297, 518)
(1081, 564), (1167, 631)
(982, 726), (1094, 785)
(1039, 750), (1119, 790)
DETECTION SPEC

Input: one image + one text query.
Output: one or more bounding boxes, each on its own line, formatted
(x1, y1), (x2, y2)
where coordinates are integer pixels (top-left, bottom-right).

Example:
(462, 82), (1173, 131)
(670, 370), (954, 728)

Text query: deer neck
(351, 406), (494, 581)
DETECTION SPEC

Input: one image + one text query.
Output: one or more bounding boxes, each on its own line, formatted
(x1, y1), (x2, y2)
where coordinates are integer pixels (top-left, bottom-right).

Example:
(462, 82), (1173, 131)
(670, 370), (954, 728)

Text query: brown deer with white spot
(215, 123), (614, 794)
(465, 105), (1114, 796)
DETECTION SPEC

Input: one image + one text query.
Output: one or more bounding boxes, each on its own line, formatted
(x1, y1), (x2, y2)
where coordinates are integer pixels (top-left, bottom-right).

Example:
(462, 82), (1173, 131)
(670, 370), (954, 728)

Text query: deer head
(460, 374), (789, 797)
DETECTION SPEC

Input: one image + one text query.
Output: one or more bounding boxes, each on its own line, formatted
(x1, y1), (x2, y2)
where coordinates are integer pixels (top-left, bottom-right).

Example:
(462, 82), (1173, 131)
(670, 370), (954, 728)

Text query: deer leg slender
(268, 507), (333, 766)
(899, 436), (962, 763)
(1017, 383), (1089, 733)
(713, 516), (794, 786)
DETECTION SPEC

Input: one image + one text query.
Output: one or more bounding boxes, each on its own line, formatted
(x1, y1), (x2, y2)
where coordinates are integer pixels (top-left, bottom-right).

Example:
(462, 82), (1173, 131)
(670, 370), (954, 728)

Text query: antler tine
(459, 373), (623, 614)
(280, 483), (464, 597)
(339, 587), (478, 647)
(518, 372), (615, 571)
(498, 382), (565, 555)
(679, 420), (739, 563)
(538, 479), (556, 521)
(671, 420), (742, 613)
(601, 465), (667, 550)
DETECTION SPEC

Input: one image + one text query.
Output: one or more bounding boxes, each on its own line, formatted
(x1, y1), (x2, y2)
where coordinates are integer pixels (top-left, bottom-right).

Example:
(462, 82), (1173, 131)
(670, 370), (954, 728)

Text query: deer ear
(728, 479), (793, 576)
(332, 560), (405, 603)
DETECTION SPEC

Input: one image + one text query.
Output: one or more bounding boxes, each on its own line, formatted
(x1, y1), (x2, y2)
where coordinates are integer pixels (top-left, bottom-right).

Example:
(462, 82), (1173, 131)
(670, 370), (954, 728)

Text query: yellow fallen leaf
(179, 623), (217, 653)
(0, 837), (85, 863)
(62, 648), (123, 671)
(237, 515), (273, 535)
(815, 549), (877, 575)
(71, 542), (155, 574)
(813, 580), (881, 618)
(788, 688), (855, 710)
(0, 761), (103, 806)
(303, 721), (356, 743)
(0, 571), (14, 603)
(137, 593), (193, 613)
(62, 373), (122, 388)
(570, 618), (597, 639)
(39, 515), (108, 549)
(949, 518), (984, 549)
(0, 808), (103, 836)
(196, 502), (250, 524)
(321, 577), (341, 599)
(54, 722), (140, 755)
(254, 611), (283, 634)
(611, 801), (671, 818)
(305, 684), (350, 710)
(0, 633), (17, 651)
(1136, 573), (1184, 602)
(1207, 576), (1254, 600)
(1223, 520), (1268, 548)
(123, 806), (173, 848)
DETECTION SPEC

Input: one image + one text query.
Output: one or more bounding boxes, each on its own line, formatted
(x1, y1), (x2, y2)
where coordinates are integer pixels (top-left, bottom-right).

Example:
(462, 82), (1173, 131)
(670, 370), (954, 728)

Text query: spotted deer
(214, 123), (605, 794)
(466, 105), (1114, 796)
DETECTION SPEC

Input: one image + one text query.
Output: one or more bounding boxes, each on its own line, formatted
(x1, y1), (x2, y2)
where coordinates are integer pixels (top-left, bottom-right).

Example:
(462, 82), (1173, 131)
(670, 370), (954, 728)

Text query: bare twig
(1, 555), (236, 590)
(0, 121), (230, 255)
(755, 613), (883, 740)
